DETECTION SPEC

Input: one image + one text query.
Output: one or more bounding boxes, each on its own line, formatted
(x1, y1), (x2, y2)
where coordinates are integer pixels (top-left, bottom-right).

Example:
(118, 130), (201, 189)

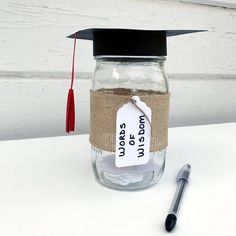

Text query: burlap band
(89, 89), (170, 152)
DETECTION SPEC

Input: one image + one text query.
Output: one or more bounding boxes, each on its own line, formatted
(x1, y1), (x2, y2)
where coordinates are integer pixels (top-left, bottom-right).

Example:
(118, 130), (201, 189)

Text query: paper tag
(115, 96), (152, 167)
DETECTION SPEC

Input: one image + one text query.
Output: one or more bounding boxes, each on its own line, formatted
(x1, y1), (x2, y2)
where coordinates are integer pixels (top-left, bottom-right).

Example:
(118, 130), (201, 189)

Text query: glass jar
(91, 56), (169, 190)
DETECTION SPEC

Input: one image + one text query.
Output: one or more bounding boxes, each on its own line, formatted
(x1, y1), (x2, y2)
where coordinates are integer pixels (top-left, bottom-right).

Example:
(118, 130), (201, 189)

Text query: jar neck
(94, 56), (166, 64)
(94, 56), (166, 73)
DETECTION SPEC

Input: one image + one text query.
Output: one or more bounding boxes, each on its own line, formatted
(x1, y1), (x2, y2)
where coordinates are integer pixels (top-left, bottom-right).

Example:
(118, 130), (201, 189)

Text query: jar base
(93, 169), (164, 191)
(92, 153), (165, 191)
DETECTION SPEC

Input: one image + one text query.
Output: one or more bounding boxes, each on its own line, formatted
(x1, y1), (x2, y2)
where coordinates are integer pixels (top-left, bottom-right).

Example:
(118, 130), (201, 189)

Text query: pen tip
(165, 214), (177, 232)
(177, 164), (192, 183)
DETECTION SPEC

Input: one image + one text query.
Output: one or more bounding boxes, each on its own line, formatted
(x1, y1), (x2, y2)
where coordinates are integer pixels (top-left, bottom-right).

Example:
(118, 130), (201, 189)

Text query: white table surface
(0, 123), (236, 236)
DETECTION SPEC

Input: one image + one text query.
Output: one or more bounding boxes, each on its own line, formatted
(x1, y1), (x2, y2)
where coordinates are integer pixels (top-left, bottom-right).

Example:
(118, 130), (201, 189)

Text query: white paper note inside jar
(115, 96), (152, 167)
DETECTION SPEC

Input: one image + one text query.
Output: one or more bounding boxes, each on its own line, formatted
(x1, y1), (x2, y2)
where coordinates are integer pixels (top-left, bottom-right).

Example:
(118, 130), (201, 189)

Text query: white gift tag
(115, 96), (152, 167)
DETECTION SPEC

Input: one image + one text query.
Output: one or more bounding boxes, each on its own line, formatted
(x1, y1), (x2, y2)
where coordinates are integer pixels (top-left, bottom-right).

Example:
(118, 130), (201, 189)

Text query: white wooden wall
(0, 0), (236, 140)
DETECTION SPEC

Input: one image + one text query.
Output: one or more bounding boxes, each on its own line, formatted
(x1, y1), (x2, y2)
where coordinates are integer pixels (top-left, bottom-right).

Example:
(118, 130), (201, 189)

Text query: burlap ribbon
(89, 89), (170, 152)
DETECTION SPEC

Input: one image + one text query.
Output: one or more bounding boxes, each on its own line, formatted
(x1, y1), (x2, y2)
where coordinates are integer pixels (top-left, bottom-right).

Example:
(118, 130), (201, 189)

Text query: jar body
(91, 57), (169, 190)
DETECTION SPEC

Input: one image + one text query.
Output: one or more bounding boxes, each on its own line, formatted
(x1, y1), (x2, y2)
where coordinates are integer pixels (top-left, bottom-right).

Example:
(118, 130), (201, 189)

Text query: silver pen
(165, 164), (191, 232)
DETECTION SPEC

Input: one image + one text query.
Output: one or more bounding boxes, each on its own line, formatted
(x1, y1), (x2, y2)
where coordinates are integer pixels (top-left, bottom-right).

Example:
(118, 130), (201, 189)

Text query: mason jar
(90, 56), (169, 190)
(66, 28), (202, 190)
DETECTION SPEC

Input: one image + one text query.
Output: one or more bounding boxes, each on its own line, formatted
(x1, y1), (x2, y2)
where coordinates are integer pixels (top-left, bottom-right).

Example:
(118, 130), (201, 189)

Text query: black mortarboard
(68, 28), (206, 57)
(66, 28), (206, 133)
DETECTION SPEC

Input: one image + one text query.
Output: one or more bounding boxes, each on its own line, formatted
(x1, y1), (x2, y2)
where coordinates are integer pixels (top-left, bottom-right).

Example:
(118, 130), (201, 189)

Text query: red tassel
(66, 89), (75, 133)
(66, 33), (77, 133)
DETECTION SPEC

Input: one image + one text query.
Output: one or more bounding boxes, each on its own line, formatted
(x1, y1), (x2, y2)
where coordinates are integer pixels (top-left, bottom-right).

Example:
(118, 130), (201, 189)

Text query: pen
(165, 164), (191, 232)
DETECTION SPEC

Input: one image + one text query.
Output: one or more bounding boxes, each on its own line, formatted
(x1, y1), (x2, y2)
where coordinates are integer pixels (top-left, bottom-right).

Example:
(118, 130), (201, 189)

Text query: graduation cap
(68, 28), (205, 57)
(66, 28), (206, 132)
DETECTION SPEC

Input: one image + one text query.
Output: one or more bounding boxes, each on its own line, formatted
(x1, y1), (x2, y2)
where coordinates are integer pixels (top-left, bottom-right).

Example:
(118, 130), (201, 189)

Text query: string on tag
(66, 33), (77, 133)
(131, 97), (151, 124)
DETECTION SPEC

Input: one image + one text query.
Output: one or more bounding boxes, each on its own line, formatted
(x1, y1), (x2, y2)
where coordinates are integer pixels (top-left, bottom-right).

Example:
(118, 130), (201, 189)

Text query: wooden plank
(0, 72), (235, 140)
(0, 0), (235, 74)
(176, 0), (236, 9)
